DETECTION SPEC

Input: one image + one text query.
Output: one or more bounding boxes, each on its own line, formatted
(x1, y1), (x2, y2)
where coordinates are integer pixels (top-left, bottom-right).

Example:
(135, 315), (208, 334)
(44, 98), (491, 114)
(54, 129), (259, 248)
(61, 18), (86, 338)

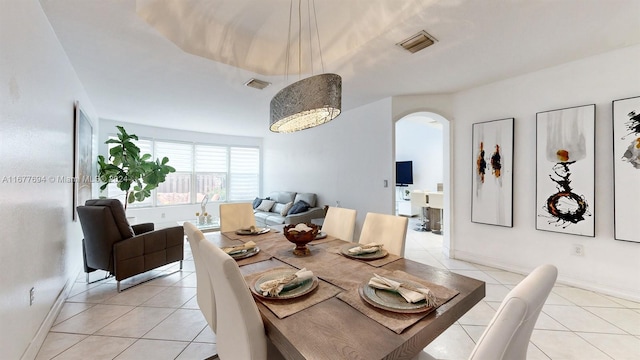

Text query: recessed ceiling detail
(397, 30), (437, 54)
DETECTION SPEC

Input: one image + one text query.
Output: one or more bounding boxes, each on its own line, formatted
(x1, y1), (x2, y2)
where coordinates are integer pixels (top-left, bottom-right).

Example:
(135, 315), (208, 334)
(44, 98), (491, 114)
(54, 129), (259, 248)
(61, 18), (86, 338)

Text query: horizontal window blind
(229, 147), (259, 201)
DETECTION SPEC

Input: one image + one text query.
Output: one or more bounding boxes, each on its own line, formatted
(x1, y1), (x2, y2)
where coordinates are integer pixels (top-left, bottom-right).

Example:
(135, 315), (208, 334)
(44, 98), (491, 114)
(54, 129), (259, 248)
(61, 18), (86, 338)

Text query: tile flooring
(37, 219), (640, 359)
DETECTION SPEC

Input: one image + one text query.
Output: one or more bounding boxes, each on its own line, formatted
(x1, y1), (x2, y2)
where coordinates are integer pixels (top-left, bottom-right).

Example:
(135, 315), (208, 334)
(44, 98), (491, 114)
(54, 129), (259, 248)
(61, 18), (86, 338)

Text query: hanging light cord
(284, 0), (325, 81)
(312, 0), (325, 73)
(285, 0), (293, 82)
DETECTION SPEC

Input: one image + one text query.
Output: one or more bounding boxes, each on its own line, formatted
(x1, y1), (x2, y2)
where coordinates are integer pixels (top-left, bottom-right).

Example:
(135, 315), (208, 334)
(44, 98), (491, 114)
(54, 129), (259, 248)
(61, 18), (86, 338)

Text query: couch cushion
(288, 200), (310, 215)
(256, 199), (276, 212)
(252, 197), (263, 209)
(294, 193), (317, 207)
(268, 191), (296, 204)
(273, 201), (293, 216)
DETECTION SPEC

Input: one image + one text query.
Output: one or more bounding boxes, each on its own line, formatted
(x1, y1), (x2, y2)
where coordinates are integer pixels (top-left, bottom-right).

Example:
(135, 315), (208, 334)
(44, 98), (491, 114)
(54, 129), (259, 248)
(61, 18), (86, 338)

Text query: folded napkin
(240, 225), (258, 233)
(348, 242), (384, 255)
(368, 274), (437, 306)
(259, 268), (314, 297)
(222, 241), (256, 254)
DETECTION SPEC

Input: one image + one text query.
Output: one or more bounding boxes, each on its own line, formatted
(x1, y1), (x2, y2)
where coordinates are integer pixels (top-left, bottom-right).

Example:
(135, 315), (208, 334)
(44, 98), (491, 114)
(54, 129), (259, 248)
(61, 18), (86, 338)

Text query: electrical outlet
(29, 287), (35, 306)
(161, 213), (166, 218)
(572, 244), (584, 257)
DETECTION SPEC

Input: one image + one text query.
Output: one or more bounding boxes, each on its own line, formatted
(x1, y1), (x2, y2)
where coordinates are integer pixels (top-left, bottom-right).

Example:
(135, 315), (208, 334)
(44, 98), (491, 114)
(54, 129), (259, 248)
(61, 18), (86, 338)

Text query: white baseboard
(454, 250), (640, 302)
(21, 272), (77, 360)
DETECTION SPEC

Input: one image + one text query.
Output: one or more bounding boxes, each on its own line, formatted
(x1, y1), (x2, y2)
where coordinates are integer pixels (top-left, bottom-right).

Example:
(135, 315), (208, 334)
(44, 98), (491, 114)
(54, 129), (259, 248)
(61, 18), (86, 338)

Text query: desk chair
(359, 212), (408, 257)
(410, 191), (430, 232)
(219, 203), (256, 232)
(321, 207), (357, 241)
(199, 240), (284, 360)
(416, 264), (558, 360)
(183, 222), (216, 333)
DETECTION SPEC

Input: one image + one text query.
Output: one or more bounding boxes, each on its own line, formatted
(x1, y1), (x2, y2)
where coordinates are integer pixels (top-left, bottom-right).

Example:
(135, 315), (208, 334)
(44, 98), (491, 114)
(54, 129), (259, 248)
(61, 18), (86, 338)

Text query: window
(155, 141), (193, 205)
(102, 135), (260, 207)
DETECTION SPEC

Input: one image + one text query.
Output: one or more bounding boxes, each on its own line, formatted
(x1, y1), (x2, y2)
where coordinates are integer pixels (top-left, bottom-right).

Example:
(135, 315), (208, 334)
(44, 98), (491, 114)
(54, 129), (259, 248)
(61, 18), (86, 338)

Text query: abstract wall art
(74, 101), (93, 221)
(612, 96), (640, 243)
(471, 118), (514, 227)
(536, 104), (595, 236)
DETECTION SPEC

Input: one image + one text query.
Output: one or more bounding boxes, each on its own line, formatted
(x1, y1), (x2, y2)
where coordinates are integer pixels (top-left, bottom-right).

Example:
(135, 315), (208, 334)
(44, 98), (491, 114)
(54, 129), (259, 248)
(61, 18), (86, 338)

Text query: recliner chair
(76, 199), (184, 291)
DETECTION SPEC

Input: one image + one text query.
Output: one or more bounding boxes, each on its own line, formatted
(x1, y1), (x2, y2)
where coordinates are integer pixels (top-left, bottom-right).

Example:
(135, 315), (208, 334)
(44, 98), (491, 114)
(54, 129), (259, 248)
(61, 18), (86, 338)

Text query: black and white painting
(536, 104), (595, 236)
(471, 118), (514, 227)
(613, 96), (640, 242)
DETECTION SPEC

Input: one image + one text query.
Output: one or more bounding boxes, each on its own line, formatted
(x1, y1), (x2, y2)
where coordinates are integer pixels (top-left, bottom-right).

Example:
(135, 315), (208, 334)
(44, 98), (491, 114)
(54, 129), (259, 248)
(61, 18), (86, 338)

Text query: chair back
(219, 203), (256, 232)
(359, 212), (408, 257)
(321, 207), (357, 241)
(469, 264), (558, 360)
(183, 222), (216, 333)
(199, 240), (267, 360)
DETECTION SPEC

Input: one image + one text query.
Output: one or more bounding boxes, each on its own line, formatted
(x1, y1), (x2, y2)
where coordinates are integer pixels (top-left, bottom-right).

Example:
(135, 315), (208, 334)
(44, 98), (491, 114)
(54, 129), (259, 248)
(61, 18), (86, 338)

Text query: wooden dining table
(209, 229), (485, 360)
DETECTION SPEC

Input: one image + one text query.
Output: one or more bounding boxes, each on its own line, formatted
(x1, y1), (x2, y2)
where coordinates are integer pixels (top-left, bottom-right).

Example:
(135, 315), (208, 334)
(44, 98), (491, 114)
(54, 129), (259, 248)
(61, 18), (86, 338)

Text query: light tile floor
(37, 219), (640, 359)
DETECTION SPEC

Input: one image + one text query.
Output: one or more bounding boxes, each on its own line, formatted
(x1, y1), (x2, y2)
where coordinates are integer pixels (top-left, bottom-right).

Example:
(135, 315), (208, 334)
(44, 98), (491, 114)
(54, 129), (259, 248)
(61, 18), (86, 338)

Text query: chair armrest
(285, 207), (326, 224)
(132, 223), (154, 235)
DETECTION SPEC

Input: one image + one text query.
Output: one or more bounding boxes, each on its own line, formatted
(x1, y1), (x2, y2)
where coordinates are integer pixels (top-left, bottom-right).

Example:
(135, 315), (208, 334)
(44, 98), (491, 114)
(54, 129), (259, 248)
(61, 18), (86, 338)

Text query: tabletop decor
(251, 268), (318, 299)
(340, 243), (388, 260)
(283, 223), (319, 256)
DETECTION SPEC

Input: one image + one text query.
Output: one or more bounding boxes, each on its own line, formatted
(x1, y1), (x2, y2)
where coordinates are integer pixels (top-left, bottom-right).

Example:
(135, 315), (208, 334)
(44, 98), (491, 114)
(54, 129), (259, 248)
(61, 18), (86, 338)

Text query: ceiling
(39, 0), (640, 137)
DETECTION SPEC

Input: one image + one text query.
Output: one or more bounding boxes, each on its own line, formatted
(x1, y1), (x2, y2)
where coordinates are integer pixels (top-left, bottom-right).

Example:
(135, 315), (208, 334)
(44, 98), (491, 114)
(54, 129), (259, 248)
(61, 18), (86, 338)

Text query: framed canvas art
(471, 118), (514, 227)
(73, 101), (93, 220)
(536, 104), (595, 236)
(612, 96), (640, 242)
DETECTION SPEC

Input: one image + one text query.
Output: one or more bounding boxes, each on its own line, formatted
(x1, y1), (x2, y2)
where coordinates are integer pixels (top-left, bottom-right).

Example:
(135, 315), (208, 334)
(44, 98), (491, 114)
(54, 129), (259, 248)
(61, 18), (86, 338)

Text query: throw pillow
(280, 201), (293, 216)
(252, 197), (263, 209)
(256, 199), (276, 212)
(287, 200), (310, 215)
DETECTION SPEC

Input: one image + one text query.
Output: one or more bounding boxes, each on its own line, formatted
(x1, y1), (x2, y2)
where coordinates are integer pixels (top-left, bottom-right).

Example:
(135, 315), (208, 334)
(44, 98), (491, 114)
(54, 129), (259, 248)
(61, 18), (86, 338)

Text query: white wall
(263, 98), (394, 237)
(0, 0), (97, 358)
(452, 45), (640, 300)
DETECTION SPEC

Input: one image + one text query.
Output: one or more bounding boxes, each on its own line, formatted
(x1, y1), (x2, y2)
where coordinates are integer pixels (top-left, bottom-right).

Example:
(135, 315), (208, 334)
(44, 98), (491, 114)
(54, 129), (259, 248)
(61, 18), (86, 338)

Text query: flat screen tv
(396, 161), (413, 186)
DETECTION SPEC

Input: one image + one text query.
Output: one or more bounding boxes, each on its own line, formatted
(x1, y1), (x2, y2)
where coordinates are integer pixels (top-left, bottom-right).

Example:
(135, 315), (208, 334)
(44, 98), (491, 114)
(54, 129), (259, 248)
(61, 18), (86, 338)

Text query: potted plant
(97, 126), (175, 209)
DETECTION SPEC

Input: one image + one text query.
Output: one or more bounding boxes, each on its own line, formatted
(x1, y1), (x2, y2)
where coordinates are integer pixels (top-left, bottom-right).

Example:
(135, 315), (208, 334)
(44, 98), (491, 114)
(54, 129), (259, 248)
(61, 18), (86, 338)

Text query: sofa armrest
(284, 207), (326, 225)
(113, 226), (184, 281)
(132, 223), (154, 235)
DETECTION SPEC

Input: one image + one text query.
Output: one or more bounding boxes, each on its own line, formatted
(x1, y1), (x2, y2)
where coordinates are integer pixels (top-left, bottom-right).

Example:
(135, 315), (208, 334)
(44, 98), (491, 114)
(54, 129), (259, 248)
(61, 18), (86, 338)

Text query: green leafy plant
(97, 126), (175, 209)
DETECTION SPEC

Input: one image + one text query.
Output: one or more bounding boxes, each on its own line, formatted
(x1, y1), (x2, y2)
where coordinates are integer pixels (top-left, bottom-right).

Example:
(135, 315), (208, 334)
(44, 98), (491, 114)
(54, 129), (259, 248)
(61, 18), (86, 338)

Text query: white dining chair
(415, 264), (558, 360)
(359, 212), (408, 257)
(219, 202), (256, 232)
(199, 240), (284, 360)
(183, 222), (216, 333)
(321, 206), (357, 241)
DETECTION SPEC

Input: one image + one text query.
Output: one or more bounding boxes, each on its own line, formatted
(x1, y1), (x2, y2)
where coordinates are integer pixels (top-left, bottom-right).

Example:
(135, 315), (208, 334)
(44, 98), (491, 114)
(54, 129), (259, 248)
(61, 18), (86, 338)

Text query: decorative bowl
(283, 223), (319, 256)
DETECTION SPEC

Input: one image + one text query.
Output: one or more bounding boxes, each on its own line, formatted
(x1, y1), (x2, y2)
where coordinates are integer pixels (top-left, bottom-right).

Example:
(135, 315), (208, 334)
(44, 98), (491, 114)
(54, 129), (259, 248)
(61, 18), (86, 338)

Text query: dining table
(209, 228), (485, 360)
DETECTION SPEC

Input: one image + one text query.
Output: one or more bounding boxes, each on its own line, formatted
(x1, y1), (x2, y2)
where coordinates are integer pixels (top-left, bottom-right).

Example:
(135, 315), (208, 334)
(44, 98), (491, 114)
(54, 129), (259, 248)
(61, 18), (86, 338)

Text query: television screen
(396, 161), (413, 186)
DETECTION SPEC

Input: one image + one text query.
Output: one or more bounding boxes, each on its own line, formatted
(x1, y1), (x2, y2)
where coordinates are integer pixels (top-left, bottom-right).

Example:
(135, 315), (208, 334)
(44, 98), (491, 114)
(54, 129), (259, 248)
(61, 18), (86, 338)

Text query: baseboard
(453, 250), (640, 302)
(21, 271), (77, 360)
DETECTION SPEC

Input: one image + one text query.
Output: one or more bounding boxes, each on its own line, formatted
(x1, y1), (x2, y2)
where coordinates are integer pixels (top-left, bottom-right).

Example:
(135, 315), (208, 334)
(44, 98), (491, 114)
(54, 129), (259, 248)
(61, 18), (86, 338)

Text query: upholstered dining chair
(219, 202), (256, 232)
(321, 206), (357, 241)
(183, 222), (216, 333)
(76, 199), (184, 291)
(359, 212), (408, 257)
(199, 240), (284, 360)
(415, 264), (558, 360)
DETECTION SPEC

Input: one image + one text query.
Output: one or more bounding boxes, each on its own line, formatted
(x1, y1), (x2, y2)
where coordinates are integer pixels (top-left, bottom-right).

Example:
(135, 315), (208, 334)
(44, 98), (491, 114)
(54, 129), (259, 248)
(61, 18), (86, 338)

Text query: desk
(211, 232), (484, 360)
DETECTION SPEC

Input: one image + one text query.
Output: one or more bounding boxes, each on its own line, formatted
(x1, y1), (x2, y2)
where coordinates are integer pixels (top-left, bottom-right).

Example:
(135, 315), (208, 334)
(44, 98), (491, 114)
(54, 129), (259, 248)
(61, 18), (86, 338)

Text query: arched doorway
(394, 111), (452, 257)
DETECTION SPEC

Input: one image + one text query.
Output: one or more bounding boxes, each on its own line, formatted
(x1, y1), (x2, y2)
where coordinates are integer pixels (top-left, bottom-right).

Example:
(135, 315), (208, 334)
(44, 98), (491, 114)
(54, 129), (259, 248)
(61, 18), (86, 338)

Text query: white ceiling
(39, 0), (640, 137)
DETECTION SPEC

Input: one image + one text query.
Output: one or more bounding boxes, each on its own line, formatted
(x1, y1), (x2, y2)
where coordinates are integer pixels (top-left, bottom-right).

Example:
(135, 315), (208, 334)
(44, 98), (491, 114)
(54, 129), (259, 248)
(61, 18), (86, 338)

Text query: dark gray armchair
(77, 199), (184, 291)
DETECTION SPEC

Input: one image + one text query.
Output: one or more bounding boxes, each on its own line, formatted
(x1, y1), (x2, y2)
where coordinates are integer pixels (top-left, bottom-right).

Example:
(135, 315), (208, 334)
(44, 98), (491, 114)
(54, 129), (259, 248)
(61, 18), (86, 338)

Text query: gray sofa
(253, 191), (325, 227)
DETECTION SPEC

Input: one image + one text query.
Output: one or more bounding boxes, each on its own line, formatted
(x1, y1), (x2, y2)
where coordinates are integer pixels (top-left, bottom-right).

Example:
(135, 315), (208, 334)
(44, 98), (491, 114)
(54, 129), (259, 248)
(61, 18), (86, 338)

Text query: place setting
(245, 266), (343, 319)
(334, 242), (401, 267)
(337, 270), (460, 334)
(220, 240), (274, 265)
(224, 225), (274, 240)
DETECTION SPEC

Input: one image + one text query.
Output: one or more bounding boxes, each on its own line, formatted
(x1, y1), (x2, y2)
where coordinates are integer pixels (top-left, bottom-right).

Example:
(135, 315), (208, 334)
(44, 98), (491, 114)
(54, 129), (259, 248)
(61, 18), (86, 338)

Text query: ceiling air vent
(397, 30), (437, 54)
(244, 78), (271, 90)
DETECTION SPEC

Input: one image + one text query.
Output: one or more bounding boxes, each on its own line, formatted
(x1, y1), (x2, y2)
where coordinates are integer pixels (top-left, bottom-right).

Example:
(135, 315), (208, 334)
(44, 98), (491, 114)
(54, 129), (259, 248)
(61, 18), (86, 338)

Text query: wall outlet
(161, 212), (166, 218)
(572, 244), (584, 257)
(29, 287), (35, 306)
